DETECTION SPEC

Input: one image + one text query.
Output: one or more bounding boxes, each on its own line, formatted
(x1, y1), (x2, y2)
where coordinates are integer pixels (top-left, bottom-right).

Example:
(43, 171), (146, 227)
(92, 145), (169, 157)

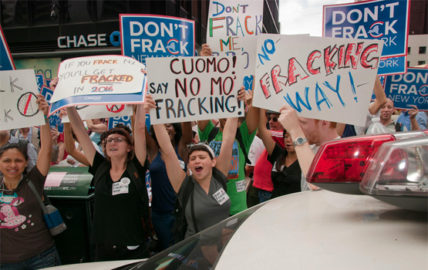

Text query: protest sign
(120, 14), (195, 64)
(323, 0), (410, 75)
(146, 55), (244, 124)
(108, 115), (132, 130)
(49, 55), (146, 115)
(206, 0), (264, 90)
(253, 35), (383, 126)
(384, 68), (428, 110)
(0, 69), (45, 130)
(0, 25), (14, 70)
(62, 104), (133, 123)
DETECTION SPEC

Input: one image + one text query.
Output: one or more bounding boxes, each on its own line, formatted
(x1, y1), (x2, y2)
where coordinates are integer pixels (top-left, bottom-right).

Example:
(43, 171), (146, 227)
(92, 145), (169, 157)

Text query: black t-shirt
(89, 152), (148, 245)
(267, 144), (302, 198)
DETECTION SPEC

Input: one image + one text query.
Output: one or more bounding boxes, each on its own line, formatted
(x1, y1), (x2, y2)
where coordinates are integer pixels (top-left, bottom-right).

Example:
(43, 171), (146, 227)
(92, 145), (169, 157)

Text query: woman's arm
(63, 123), (90, 166)
(86, 119), (108, 133)
(258, 109), (276, 155)
(35, 95), (52, 176)
(178, 122), (193, 163)
(216, 117), (238, 176)
(134, 104), (148, 165)
(66, 107), (96, 166)
(368, 76), (387, 115)
(145, 94), (186, 192)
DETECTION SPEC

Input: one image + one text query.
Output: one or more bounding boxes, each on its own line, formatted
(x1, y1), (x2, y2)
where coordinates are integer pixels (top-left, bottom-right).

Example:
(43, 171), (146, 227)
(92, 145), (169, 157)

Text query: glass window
(419, 46), (426, 54)
(418, 60), (426, 65)
(407, 47), (411, 54)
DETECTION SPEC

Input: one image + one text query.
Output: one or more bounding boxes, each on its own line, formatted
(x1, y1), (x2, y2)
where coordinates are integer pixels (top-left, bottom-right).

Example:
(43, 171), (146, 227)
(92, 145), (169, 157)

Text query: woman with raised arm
(145, 94), (238, 238)
(258, 107), (302, 198)
(0, 95), (60, 269)
(66, 101), (150, 261)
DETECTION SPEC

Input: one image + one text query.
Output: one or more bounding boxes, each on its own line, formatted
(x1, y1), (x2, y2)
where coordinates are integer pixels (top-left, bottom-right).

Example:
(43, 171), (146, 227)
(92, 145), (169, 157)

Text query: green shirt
(199, 120), (256, 215)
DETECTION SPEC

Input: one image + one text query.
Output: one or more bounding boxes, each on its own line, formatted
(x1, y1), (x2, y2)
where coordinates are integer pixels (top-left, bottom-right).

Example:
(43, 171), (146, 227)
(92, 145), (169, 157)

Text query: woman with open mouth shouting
(144, 93), (238, 239)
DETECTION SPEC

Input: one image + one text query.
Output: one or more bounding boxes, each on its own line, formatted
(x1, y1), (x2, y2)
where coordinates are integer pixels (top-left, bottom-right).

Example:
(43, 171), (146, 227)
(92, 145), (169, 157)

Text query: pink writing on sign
(44, 172), (67, 187)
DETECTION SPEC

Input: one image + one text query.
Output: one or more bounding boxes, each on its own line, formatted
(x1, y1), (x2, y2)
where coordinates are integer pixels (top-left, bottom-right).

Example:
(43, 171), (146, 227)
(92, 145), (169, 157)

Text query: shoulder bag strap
(27, 179), (48, 215)
(190, 187), (198, 233)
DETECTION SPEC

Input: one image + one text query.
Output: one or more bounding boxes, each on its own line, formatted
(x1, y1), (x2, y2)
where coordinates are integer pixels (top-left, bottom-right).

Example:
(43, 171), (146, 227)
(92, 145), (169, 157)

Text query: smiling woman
(0, 95), (61, 269)
(66, 98), (151, 261)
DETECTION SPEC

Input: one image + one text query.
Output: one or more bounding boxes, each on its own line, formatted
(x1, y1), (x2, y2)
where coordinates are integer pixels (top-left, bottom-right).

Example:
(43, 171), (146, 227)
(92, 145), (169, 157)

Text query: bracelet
(44, 115), (49, 124)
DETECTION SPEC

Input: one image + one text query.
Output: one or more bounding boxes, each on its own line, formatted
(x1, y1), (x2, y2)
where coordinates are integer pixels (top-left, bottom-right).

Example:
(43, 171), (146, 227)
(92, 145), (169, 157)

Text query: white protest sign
(206, 0), (263, 91)
(146, 55), (244, 124)
(253, 35), (383, 126)
(61, 104), (133, 123)
(0, 69), (45, 130)
(49, 55), (146, 115)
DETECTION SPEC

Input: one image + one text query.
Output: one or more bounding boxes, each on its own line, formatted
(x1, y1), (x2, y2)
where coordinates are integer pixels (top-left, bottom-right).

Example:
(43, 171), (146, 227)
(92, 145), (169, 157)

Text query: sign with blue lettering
(323, 0), (410, 75)
(120, 15), (195, 64)
(108, 115), (132, 130)
(384, 68), (428, 111)
(253, 35), (383, 126)
(0, 25), (15, 70)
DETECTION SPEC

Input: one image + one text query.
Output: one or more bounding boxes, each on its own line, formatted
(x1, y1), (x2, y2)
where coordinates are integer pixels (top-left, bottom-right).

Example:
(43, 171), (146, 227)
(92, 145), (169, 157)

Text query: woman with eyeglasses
(0, 95), (61, 269)
(66, 103), (150, 261)
(257, 108), (302, 198)
(144, 94), (238, 238)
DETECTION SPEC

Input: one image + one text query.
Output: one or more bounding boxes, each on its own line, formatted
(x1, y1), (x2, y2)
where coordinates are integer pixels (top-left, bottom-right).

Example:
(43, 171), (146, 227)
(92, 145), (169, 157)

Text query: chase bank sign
(57, 31), (120, 48)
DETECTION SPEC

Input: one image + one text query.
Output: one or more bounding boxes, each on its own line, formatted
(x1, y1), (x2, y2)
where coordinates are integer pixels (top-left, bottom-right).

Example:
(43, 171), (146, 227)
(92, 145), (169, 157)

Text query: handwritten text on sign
(253, 35), (383, 126)
(49, 55), (146, 115)
(147, 55), (244, 124)
(207, 0), (263, 91)
(384, 68), (428, 111)
(0, 69), (45, 130)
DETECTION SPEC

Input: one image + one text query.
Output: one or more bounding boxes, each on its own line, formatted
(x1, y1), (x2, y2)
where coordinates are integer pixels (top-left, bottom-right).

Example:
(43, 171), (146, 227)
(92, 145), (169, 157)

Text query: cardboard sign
(253, 35), (383, 126)
(384, 68), (428, 110)
(206, 0), (264, 91)
(323, 0), (410, 75)
(62, 104), (133, 123)
(0, 69), (45, 130)
(49, 55), (146, 115)
(120, 14), (195, 64)
(146, 55), (244, 124)
(0, 25), (14, 71)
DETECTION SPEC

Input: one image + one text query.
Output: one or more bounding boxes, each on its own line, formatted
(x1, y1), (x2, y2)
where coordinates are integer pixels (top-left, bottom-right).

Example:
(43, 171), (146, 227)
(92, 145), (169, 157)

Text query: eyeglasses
(106, 137), (125, 144)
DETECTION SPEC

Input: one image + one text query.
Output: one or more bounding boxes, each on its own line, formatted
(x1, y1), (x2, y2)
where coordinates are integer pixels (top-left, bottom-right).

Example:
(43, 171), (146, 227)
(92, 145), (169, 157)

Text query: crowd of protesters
(1, 44), (427, 269)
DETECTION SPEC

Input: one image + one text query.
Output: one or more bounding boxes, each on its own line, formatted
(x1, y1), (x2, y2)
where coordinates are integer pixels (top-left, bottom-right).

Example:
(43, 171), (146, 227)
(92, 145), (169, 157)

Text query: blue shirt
(396, 111), (427, 131)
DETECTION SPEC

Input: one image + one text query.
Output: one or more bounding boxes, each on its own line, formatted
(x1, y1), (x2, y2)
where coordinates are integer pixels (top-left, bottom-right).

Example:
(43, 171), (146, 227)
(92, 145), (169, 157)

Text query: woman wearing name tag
(66, 102), (150, 261)
(0, 95), (61, 269)
(144, 94), (238, 238)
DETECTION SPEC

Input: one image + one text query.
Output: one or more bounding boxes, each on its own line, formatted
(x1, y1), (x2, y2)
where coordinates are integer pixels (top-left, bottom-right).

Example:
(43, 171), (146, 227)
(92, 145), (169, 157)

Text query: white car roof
(215, 190), (428, 270)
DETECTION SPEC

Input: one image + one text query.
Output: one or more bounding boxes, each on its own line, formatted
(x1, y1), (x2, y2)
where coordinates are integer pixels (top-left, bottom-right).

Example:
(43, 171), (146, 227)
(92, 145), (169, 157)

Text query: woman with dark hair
(258, 109), (302, 198)
(0, 95), (60, 269)
(66, 102), (150, 261)
(144, 94), (238, 238)
(147, 121), (192, 250)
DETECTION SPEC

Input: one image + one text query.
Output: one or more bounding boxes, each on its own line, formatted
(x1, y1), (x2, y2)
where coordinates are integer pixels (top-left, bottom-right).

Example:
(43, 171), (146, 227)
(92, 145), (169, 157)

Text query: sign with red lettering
(253, 35), (383, 126)
(146, 55), (244, 124)
(49, 55), (147, 115)
(0, 69), (45, 130)
(207, 0), (264, 91)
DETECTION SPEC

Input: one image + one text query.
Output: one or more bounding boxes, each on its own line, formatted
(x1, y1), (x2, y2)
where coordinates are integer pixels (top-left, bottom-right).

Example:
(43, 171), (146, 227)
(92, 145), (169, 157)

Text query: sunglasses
(269, 116), (278, 122)
(106, 137), (126, 144)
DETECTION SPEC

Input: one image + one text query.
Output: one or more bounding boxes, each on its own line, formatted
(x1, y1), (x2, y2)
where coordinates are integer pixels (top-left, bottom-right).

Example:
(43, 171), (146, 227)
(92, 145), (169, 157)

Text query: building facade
(1, 0), (279, 79)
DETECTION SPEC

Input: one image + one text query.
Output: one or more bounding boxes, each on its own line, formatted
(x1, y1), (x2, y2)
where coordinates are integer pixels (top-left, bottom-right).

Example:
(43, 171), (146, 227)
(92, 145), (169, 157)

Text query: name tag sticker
(212, 188), (229, 205)
(235, 179), (246, 193)
(112, 177), (130, 196)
